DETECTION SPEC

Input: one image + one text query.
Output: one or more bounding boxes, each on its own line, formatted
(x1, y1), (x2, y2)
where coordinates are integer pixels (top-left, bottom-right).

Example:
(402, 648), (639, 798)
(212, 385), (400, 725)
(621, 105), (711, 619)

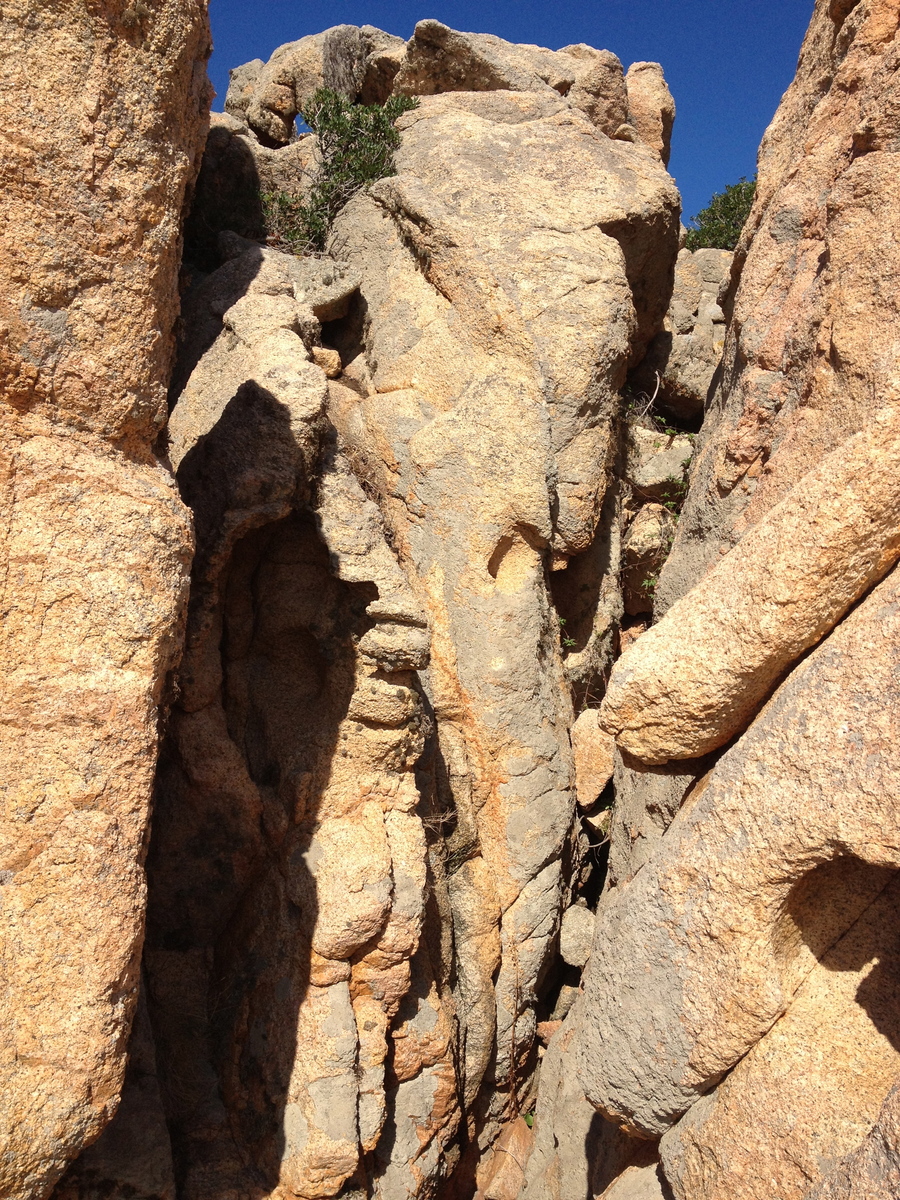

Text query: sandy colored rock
(235, 25), (372, 146)
(394, 22), (630, 137)
(0, 4), (210, 1196)
(606, 752), (704, 887)
(477, 1116), (534, 1200)
(51, 987), (176, 1200)
(579, 565), (900, 1136)
(621, 503), (677, 616)
(624, 425), (694, 502)
(559, 905), (595, 968)
(225, 25), (406, 146)
(571, 708), (616, 808)
(323, 84), (676, 1168)
(598, 1164), (667, 1200)
(631, 248), (733, 421)
(625, 62), (675, 165)
(601, 403), (900, 763)
(660, 873), (900, 1200)
(657, 0), (900, 612)
(804, 1080), (900, 1200)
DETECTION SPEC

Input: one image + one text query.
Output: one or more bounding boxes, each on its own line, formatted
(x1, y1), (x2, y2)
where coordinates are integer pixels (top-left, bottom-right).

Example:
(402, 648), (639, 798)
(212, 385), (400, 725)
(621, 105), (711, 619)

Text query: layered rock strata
(0, 3), (211, 1197)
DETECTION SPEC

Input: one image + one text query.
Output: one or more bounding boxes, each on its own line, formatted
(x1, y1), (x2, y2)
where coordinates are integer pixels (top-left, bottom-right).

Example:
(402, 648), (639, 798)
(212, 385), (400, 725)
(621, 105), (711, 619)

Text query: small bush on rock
(685, 177), (756, 251)
(263, 88), (418, 255)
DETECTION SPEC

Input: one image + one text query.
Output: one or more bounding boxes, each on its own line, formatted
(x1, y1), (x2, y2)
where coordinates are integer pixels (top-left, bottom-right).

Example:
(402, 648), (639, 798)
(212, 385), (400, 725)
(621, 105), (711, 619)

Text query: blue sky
(207, 0), (814, 222)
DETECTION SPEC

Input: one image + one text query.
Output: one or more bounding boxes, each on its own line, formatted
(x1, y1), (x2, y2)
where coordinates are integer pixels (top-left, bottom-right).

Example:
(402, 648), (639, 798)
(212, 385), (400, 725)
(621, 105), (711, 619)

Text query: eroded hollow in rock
(145, 511), (369, 1191)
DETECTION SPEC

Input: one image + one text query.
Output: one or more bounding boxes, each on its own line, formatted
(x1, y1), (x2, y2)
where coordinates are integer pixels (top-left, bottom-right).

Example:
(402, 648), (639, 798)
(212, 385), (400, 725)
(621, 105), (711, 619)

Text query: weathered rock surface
(0, 4), (211, 1197)
(559, 905), (595, 968)
(660, 873), (900, 1199)
(579, 564), (900, 1135)
(631, 247), (733, 420)
(571, 708), (616, 809)
(19, 3), (900, 1199)
(620, 503), (677, 616)
(325, 83), (677, 1173)
(52, 988), (176, 1200)
(656, 0), (900, 613)
(520, 1001), (659, 1200)
(625, 62), (675, 165)
(598, 1163), (667, 1200)
(229, 19), (677, 160)
(805, 1081), (900, 1200)
(601, 402), (900, 763)
(226, 24), (402, 145)
(44, 26), (677, 1199)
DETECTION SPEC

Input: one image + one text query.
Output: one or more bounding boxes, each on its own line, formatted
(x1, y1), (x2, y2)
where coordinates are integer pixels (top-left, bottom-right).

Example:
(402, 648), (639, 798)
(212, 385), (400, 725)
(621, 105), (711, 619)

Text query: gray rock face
(559, 905), (595, 967)
(631, 247), (734, 421)
(325, 85), (677, 1168)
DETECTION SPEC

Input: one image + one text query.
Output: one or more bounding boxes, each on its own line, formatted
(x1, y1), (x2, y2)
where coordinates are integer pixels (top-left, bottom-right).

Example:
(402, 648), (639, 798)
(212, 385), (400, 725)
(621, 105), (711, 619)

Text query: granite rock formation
(525, 3), (900, 1199)
(6, 4), (900, 1200)
(48, 19), (680, 1200)
(630, 246), (734, 422)
(0, 3), (211, 1197)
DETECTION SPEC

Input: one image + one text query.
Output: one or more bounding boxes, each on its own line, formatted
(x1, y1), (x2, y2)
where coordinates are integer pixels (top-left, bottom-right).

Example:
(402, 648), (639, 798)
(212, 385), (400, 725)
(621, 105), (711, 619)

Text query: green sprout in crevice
(262, 87), (418, 255)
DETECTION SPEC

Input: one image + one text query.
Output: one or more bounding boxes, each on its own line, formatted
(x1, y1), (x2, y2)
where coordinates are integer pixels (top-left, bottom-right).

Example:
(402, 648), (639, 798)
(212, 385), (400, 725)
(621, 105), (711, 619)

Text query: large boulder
(225, 25), (402, 146)
(625, 62), (675, 165)
(659, 873), (900, 1199)
(578, 564), (900, 1136)
(600, 403), (900, 763)
(656, 0), (900, 613)
(0, 4), (211, 1197)
(226, 19), (678, 159)
(393, 21), (631, 138)
(322, 80), (677, 1188)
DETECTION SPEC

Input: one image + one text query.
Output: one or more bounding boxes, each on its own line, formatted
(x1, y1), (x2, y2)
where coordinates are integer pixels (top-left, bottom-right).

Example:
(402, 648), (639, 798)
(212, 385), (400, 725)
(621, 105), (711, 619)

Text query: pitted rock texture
(804, 1081), (900, 1200)
(600, 402), (900, 763)
(520, 999), (659, 1200)
(656, 0), (900, 613)
(659, 872), (900, 1199)
(631, 247), (733, 421)
(0, 3), (211, 1196)
(118, 28), (680, 1198)
(579, 564), (900, 1136)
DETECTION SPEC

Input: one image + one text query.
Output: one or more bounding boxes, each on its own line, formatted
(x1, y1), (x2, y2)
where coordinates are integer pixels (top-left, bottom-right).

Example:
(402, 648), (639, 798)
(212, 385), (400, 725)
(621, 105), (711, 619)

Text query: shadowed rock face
(0, 3), (211, 1197)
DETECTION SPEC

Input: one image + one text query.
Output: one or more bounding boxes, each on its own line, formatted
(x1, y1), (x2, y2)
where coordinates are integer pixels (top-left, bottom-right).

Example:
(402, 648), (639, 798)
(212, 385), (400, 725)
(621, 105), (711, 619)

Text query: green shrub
(685, 177), (756, 251)
(263, 88), (418, 255)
